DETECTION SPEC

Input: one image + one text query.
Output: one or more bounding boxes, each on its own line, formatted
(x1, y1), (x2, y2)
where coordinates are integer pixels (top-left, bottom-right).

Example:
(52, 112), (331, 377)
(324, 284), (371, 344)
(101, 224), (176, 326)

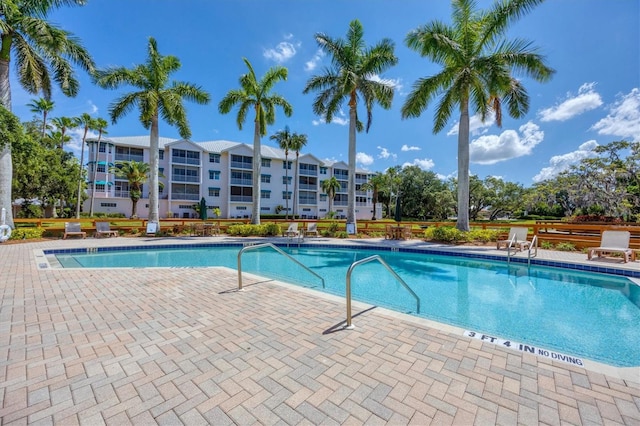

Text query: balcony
(172, 175), (200, 183)
(230, 195), (253, 202)
(115, 154), (144, 163)
(113, 190), (130, 198)
(230, 178), (253, 186)
(299, 198), (317, 205)
(172, 156), (200, 166)
(171, 193), (200, 201)
(299, 169), (318, 177)
(230, 161), (252, 170)
(298, 183), (317, 190)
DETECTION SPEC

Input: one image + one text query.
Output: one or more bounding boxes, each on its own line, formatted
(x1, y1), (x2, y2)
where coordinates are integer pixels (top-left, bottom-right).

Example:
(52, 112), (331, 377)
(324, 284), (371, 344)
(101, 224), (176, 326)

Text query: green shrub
(541, 241), (554, 249)
(425, 226), (468, 243)
(555, 242), (576, 251)
(467, 229), (500, 243)
(335, 231), (349, 238)
(321, 221), (341, 237)
(227, 223), (281, 237)
(9, 227), (45, 240)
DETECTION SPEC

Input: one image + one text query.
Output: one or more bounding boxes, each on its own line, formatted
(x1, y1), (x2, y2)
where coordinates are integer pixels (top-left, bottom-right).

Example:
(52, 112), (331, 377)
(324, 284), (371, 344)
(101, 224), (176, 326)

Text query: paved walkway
(1, 236), (639, 425)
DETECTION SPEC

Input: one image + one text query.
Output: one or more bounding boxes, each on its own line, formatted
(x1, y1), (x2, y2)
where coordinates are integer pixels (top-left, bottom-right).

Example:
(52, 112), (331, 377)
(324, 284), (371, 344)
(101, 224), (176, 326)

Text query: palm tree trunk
(148, 116), (160, 224)
(251, 117), (261, 225)
(284, 152), (289, 220)
(293, 152), (299, 218)
(456, 102), (471, 232)
(89, 136), (100, 216)
(347, 95), (357, 227)
(0, 55), (15, 229)
(75, 130), (88, 219)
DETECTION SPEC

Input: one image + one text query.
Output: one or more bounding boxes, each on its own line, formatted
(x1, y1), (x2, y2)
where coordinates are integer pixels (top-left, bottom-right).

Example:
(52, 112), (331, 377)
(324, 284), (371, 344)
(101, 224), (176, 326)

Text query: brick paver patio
(1, 237), (639, 425)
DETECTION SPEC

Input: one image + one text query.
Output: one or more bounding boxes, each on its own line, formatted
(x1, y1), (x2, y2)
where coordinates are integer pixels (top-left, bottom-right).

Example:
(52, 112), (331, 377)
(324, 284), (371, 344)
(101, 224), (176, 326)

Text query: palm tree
(94, 37), (210, 225)
(51, 116), (77, 150)
(361, 172), (386, 220)
(321, 176), (341, 218)
(74, 113), (96, 218)
(401, 0), (554, 231)
(270, 126), (293, 219)
(27, 98), (55, 140)
(219, 58), (293, 225)
(289, 132), (307, 218)
(88, 118), (108, 216)
(0, 0), (94, 229)
(111, 161), (151, 219)
(304, 19), (397, 227)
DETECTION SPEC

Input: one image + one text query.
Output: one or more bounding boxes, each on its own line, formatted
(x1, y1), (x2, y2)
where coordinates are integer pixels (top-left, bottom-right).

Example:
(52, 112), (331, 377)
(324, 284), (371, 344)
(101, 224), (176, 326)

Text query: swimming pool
(49, 243), (640, 367)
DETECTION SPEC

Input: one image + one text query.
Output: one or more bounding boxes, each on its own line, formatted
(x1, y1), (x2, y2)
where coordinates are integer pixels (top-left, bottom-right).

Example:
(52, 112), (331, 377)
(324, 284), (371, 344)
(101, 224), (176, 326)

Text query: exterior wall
(84, 137), (375, 221)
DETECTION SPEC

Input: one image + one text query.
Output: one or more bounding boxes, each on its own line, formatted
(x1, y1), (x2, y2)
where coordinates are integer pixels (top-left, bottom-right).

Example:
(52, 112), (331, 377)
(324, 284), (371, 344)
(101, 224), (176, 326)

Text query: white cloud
(591, 88), (640, 140)
(263, 41), (297, 63)
(369, 74), (403, 94)
(356, 152), (374, 167)
(401, 144), (420, 152)
(539, 82), (603, 122)
(447, 111), (495, 136)
(312, 109), (348, 126)
(532, 140), (599, 182)
(402, 158), (435, 170)
(86, 101), (98, 114)
(470, 121), (543, 165)
(304, 49), (325, 72)
(66, 128), (99, 158)
(377, 146), (397, 160)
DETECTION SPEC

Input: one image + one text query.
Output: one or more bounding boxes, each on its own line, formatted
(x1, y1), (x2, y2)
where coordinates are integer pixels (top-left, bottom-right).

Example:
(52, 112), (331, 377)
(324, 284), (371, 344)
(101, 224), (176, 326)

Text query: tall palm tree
(0, 0), (94, 229)
(51, 116), (77, 149)
(304, 19), (397, 227)
(74, 113), (95, 218)
(219, 57), (293, 225)
(321, 176), (341, 218)
(289, 132), (307, 218)
(27, 97), (55, 140)
(94, 37), (210, 225)
(111, 161), (151, 219)
(269, 126), (293, 219)
(401, 0), (554, 231)
(89, 118), (108, 216)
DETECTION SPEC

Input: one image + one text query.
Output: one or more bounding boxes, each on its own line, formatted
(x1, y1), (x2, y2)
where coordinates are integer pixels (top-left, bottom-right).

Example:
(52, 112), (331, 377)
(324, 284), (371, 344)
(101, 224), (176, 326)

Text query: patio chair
(304, 222), (319, 237)
(587, 230), (636, 263)
(496, 227), (531, 252)
(402, 225), (413, 240)
(385, 224), (394, 240)
(63, 222), (86, 239)
(282, 222), (299, 238)
(94, 221), (118, 238)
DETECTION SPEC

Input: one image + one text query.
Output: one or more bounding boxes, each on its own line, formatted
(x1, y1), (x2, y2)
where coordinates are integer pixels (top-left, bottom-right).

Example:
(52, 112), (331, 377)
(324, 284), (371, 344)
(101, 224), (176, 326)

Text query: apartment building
(83, 136), (379, 220)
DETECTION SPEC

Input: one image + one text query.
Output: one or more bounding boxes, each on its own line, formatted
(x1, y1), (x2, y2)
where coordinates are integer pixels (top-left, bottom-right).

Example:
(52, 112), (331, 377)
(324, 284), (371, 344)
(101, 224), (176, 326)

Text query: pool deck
(1, 236), (639, 425)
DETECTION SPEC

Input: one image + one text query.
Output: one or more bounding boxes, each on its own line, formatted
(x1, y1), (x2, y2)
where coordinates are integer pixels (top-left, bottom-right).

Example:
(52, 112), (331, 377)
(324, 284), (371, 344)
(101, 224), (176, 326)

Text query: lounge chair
(64, 222), (86, 239)
(282, 223), (299, 238)
(94, 221), (118, 238)
(496, 227), (531, 252)
(304, 222), (319, 237)
(587, 230), (636, 263)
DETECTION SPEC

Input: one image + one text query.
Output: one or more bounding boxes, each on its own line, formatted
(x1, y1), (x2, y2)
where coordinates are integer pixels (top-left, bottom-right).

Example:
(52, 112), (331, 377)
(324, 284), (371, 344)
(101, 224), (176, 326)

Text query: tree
(304, 19), (397, 226)
(27, 97), (55, 140)
(321, 176), (340, 218)
(219, 58), (292, 225)
(401, 0), (554, 231)
(74, 113), (96, 218)
(111, 161), (151, 219)
(51, 116), (77, 149)
(270, 126), (293, 219)
(88, 118), (108, 216)
(0, 0), (94, 229)
(360, 172), (386, 220)
(94, 37), (210, 225)
(289, 132), (307, 218)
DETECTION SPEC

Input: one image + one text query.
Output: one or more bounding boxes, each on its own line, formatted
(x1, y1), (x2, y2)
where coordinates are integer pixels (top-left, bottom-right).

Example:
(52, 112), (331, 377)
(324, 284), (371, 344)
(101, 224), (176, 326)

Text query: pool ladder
(345, 255), (420, 329)
(507, 235), (538, 267)
(237, 243), (325, 290)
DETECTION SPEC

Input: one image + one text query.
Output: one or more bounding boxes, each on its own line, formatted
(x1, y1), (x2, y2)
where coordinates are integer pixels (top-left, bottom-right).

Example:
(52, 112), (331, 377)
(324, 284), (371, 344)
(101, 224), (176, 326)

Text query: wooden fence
(12, 218), (640, 250)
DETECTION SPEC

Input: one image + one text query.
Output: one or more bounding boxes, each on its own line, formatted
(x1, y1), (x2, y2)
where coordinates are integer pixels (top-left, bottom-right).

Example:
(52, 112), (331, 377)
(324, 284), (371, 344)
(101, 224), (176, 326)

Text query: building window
(261, 174), (271, 183)
(319, 194), (327, 201)
(209, 153), (221, 163)
(100, 203), (117, 208)
(282, 176), (292, 184)
(282, 191), (292, 200)
(261, 190), (271, 199)
(97, 164), (106, 173)
(282, 160), (292, 170)
(209, 170), (220, 180)
(320, 166), (327, 175)
(159, 150), (164, 160)
(261, 207), (270, 211)
(99, 142), (107, 153)
(262, 158), (271, 167)
(208, 187), (220, 197)
(159, 167), (164, 175)
(236, 206), (247, 211)
(95, 184), (105, 192)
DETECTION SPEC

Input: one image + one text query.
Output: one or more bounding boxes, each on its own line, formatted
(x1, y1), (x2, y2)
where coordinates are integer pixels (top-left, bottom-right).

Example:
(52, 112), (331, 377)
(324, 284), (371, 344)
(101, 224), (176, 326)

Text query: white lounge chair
(496, 227), (531, 252)
(304, 222), (319, 237)
(587, 230), (636, 263)
(64, 222), (86, 239)
(282, 223), (299, 238)
(94, 221), (118, 238)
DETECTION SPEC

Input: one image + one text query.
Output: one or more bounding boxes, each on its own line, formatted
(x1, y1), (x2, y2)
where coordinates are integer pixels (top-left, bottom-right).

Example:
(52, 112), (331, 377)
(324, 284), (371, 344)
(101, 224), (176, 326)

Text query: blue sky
(10, 0), (640, 187)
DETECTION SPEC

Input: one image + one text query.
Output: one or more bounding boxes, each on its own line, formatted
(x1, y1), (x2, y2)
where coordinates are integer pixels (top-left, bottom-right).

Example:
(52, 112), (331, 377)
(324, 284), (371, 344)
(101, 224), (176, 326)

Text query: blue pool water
(52, 244), (640, 367)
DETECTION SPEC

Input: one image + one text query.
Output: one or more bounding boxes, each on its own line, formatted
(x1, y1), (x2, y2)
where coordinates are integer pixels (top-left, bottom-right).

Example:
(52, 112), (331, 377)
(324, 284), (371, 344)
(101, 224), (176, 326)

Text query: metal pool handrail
(237, 242), (325, 290)
(345, 255), (420, 329)
(528, 235), (538, 266)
